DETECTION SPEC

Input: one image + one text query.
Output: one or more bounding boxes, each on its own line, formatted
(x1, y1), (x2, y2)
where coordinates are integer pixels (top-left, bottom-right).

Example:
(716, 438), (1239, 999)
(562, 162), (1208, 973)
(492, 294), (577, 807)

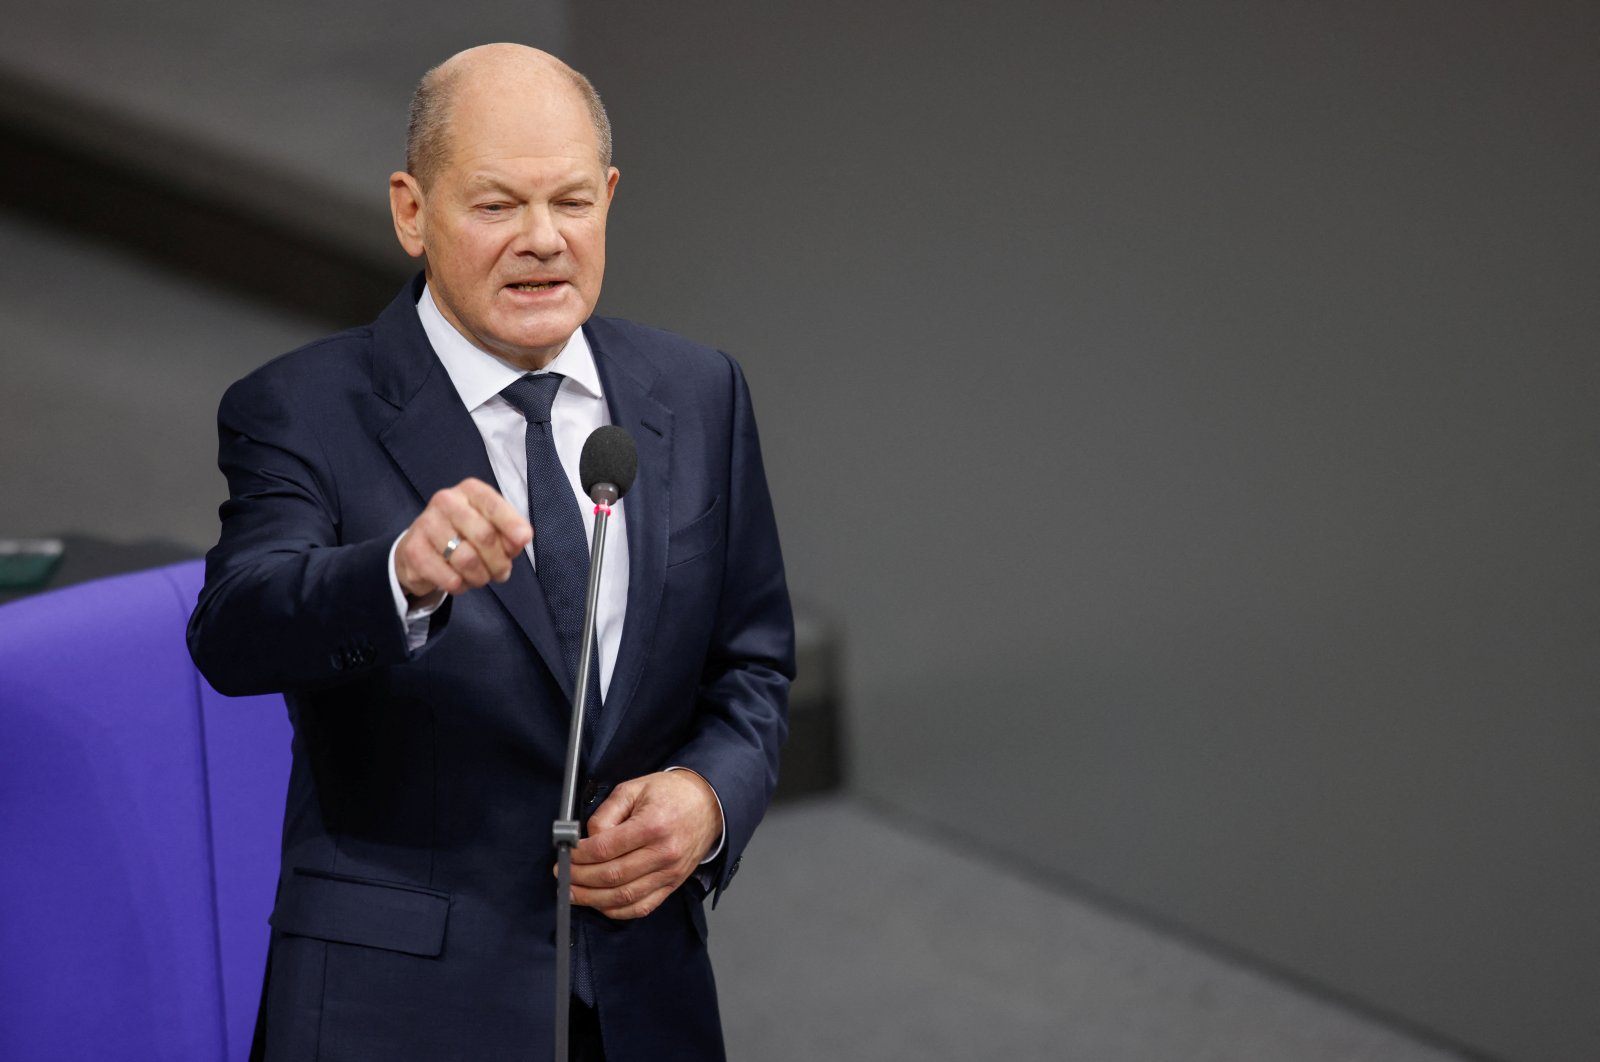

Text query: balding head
(388, 42), (620, 370)
(406, 44), (612, 190)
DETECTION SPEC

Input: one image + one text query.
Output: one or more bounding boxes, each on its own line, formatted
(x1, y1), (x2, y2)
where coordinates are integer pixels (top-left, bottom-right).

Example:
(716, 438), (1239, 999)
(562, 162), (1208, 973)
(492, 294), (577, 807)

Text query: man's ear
(390, 172), (427, 259)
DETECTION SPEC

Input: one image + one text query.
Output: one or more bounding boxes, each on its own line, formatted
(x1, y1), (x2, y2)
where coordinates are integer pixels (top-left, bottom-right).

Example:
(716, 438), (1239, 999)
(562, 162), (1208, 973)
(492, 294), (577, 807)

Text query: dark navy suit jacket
(187, 275), (794, 1061)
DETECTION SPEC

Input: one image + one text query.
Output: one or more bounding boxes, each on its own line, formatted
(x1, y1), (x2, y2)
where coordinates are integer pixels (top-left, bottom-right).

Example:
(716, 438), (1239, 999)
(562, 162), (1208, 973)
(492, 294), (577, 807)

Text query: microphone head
(580, 425), (638, 502)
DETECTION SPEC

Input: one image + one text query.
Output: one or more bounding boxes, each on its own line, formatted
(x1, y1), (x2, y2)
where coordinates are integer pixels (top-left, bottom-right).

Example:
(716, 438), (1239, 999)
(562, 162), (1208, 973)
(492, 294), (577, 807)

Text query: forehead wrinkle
(456, 156), (604, 191)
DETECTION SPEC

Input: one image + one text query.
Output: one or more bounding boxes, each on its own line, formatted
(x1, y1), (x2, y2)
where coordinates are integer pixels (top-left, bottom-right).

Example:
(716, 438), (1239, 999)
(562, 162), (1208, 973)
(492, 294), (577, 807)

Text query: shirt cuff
(664, 766), (726, 866)
(389, 533), (446, 652)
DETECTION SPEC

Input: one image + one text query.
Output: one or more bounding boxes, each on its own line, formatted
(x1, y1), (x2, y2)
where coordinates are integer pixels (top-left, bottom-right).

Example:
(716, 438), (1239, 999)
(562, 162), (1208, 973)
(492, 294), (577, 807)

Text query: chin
(490, 325), (581, 363)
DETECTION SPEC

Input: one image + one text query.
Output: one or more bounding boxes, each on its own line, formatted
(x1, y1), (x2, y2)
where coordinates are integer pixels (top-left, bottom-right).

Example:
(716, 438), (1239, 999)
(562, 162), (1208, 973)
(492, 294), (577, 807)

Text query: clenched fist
(394, 477), (533, 603)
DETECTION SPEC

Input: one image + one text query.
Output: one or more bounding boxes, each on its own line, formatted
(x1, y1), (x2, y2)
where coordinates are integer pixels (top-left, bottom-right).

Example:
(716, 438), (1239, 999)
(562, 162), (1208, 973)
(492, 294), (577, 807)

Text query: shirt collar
(416, 283), (603, 412)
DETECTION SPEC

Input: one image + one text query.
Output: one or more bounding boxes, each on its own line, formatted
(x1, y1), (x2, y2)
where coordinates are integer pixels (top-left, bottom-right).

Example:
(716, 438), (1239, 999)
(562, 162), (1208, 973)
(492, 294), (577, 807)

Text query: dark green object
(0, 539), (65, 591)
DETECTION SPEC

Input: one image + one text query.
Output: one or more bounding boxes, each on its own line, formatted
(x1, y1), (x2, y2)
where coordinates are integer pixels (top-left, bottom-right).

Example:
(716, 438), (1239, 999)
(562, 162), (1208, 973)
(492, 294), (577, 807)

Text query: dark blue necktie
(500, 372), (602, 1005)
(499, 372), (603, 718)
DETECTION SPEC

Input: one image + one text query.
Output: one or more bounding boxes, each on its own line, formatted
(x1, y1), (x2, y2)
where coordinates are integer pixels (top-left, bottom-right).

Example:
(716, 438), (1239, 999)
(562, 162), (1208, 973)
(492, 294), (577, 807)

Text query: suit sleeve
(666, 353), (795, 902)
(186, 369), (430, 696)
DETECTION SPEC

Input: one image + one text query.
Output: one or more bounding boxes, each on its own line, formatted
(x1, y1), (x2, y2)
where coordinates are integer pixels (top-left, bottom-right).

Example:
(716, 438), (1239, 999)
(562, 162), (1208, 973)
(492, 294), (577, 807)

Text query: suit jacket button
(329, 653), (346, 671)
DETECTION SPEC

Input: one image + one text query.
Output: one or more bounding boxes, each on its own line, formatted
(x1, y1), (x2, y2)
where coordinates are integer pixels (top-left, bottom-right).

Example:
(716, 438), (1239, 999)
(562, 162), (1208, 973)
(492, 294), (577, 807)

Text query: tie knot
(501, 372), (565, 424)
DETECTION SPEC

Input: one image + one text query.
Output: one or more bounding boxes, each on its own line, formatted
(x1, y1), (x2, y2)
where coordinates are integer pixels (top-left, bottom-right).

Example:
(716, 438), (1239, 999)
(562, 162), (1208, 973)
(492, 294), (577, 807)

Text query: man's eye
(480, 203), (510, 213)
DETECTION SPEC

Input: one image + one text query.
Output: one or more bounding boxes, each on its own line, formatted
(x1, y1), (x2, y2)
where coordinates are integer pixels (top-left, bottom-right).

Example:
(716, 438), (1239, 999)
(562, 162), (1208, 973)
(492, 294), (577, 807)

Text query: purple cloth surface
(0, 561), (289, 1061)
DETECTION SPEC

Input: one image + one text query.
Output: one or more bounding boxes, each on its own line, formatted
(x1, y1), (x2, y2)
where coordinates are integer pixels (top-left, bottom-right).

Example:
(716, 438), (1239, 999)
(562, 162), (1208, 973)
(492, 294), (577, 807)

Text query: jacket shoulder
(216, 325), (388, 426)
(586, 316), (736, 377)
(231, 325), (377, 392)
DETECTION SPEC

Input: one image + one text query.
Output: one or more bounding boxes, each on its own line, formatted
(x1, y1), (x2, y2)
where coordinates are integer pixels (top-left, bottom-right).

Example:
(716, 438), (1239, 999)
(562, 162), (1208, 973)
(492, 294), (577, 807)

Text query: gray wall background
(574, 4), (1599, 1060)
(2, 2), (1596, 1059)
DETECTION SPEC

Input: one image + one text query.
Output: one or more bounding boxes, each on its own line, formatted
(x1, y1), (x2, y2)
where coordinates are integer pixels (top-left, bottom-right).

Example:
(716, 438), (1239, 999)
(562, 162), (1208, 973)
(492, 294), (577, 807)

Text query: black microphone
(579, 425), (638, 506)
(551, 424), (636, 1058)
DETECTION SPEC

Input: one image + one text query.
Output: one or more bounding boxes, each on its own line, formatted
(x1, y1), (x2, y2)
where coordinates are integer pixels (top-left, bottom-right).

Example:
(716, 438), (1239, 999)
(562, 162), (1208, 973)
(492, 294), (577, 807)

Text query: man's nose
(515, 206), (566, 258)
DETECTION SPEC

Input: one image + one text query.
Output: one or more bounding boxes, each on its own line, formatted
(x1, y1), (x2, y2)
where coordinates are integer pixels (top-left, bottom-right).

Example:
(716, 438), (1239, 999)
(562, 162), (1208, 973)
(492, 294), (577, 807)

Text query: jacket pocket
(666, 494), (726, 568)
(270, 867), (450, 957)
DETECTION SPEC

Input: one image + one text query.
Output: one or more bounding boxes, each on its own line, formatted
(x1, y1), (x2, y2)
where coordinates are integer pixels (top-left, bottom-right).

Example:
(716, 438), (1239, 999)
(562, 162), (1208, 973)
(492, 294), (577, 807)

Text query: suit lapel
(370, 277), (574, 703)
(587, 320), (673, 760)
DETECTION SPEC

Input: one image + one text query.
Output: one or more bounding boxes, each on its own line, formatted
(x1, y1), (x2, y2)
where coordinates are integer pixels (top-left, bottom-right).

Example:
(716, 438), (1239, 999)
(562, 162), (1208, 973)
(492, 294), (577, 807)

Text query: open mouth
(507, 281), (561, 292)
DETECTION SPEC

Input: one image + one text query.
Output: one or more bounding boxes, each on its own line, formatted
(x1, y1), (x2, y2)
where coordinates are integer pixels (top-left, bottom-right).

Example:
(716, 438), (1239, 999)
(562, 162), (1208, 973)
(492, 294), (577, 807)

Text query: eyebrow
(461, 174), (518, 195)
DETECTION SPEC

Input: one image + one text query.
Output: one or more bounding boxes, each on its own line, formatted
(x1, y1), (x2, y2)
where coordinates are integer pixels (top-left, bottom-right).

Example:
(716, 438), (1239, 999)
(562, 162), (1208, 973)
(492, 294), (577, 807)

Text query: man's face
(392, 77), (619, 369)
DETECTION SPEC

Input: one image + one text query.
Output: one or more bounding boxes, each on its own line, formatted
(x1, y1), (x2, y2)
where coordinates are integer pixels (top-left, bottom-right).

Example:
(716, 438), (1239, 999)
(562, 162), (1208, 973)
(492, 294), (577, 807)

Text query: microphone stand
(552, 484), (618, 1061)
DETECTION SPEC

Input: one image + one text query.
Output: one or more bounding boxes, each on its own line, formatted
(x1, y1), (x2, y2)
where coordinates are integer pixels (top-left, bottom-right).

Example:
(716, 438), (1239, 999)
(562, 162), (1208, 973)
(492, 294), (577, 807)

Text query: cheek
(574, 230), (606, 271)
(432, 225), (504, 272)
(452, 236), (499, 272)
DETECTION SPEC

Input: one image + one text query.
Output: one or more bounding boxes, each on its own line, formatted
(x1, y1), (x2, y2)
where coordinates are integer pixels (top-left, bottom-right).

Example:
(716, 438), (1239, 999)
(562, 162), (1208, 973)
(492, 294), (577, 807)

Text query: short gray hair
(405, 59), (613, 189)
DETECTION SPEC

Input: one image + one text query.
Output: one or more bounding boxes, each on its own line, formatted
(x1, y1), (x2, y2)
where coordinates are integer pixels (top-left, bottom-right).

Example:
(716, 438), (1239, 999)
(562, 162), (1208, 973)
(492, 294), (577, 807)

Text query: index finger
(571, 819), (652, 865)
(456, 478), (532, 549)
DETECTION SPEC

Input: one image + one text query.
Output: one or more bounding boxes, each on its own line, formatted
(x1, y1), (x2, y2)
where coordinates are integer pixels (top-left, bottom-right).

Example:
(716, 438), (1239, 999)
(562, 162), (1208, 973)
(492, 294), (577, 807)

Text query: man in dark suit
(187, 43), (793, 1061)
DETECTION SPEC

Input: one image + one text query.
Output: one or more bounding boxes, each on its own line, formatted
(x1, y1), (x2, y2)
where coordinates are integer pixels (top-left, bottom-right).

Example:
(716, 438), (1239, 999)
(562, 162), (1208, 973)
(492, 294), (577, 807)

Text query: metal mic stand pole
(552, 488), (616, 1061)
